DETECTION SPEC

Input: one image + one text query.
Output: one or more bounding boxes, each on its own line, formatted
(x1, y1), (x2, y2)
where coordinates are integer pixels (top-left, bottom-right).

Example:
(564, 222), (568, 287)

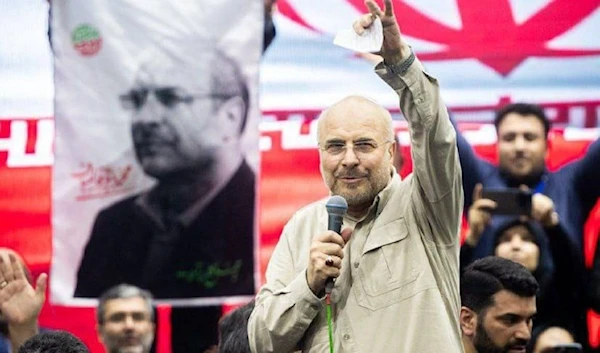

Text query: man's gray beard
(337, 188), (376, 209)
(109, 333), (153, 353)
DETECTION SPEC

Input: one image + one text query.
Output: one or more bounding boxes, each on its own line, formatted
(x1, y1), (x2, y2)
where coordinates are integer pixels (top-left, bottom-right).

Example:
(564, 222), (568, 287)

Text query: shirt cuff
(375, 56), (428, 91)
(286, 269), (324, 319)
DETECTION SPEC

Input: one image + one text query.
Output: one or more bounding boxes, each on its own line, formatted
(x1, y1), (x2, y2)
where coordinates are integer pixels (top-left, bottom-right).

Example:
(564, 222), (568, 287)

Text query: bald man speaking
(248, 1), (463, 352)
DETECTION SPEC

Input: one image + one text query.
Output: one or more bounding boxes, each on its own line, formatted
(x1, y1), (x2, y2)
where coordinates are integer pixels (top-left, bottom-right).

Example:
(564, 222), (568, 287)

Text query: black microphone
(325, 195), (348, 294)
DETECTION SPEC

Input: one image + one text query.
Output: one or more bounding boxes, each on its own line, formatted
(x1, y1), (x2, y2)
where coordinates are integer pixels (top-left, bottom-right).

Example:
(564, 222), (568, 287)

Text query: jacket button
(353, 262), (359, 268)
(343, 334), (350, 340)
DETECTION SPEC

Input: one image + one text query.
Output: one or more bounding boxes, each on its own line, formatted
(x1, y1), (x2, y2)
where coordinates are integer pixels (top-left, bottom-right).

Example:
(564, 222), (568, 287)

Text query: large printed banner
(50, 1), (263, 305)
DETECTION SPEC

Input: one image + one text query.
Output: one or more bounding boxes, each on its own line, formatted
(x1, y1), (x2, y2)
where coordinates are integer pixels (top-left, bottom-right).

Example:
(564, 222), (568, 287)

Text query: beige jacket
(248, 57), (464, 353)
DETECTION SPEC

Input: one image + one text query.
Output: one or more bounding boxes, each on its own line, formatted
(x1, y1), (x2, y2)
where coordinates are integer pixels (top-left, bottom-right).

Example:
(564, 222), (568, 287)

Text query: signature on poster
(72, 162), (133, 200)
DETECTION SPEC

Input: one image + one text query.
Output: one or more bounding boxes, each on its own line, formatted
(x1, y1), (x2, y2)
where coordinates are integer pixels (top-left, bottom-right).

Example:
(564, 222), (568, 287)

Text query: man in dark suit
(74, 46), (256, 300)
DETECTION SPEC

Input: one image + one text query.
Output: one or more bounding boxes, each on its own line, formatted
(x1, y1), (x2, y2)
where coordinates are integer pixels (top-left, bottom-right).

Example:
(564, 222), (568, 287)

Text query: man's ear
(216, 96), (245, 141)
(388, 139), (396, 160)
(460, 306), (477, 337)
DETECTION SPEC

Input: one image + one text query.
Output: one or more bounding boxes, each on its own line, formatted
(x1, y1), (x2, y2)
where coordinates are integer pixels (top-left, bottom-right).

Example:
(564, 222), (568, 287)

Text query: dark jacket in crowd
(453, 119), (600, 258)
(461, 219), (588, 346)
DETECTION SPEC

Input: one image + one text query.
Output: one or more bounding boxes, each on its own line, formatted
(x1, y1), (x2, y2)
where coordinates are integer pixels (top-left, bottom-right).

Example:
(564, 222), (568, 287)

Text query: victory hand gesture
(353, 0), (411, 65)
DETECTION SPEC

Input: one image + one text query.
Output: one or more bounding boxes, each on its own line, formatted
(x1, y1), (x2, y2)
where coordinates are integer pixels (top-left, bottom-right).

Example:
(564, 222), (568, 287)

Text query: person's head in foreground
(218, 300), (255, 353)
(18, 331), (89, 353)
(460, 256), (539, 353)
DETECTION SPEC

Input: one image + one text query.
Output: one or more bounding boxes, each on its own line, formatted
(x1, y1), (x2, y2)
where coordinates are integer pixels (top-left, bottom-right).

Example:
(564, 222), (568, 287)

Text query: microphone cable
(325, 281), (335, 353)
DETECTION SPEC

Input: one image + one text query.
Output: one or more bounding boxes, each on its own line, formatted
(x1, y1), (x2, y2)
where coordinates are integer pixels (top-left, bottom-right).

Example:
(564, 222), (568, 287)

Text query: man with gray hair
(97, 284), (155, 353)
(74, 45), (256, 300)
(1, 274), (155, 353)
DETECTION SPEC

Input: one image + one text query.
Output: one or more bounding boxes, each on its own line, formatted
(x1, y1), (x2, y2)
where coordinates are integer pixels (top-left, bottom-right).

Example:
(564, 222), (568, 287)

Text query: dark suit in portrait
(75, 161), (255, 299)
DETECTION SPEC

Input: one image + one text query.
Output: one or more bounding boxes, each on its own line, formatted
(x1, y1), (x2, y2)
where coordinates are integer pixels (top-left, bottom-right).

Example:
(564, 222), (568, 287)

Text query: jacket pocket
(356, 219), (419, 310)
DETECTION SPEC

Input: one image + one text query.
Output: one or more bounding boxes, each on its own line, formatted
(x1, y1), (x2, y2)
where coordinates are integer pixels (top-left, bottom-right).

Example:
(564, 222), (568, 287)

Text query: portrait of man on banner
(73, 42), (257, 300)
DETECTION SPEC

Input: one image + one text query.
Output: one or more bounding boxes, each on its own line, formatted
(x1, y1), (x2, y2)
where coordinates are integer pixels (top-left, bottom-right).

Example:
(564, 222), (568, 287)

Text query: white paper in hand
(333, 17), (383, 53)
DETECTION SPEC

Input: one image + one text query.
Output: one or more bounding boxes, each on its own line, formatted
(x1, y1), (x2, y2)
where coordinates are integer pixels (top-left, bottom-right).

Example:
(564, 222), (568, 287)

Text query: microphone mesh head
(326, 195), (348, 216)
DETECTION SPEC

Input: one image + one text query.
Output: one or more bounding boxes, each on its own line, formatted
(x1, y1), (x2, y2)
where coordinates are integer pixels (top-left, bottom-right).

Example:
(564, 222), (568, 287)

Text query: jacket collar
(361, 173), (408, 254)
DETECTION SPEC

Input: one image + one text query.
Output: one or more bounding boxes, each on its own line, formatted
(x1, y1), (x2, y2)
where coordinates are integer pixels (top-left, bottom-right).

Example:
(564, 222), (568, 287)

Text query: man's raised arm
(358, 0), (463, 244)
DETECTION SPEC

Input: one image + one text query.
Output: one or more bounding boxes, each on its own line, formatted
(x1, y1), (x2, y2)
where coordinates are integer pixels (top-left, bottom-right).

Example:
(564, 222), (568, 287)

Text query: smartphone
(480, 187), (532, 216)
(543, 343), (583, 353)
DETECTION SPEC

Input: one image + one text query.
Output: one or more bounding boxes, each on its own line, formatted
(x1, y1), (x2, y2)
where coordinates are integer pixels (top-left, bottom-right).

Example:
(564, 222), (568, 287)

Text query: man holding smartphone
(453, 103), (598, 349)
(453, 103), (599, 259)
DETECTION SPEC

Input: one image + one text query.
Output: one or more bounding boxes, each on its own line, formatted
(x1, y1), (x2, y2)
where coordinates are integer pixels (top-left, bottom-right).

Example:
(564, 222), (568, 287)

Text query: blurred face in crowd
(98, 297), (155, 353)
(533, 327), (576, 353)
(318, 96), (395, 215)
(471, 290), (536, 353)
(497, 113), (547, 182)
(122, 55), (241, 180)
(495, 225), (540, 272)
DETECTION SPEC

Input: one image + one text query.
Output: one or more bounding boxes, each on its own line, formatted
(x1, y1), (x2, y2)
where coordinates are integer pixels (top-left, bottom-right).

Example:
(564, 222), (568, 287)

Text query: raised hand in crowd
(0, 250), (47, 353)
(465, 183), (496, 246)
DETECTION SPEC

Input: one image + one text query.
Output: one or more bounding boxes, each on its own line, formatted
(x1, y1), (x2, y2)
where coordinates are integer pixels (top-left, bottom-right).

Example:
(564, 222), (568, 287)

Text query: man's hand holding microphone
(307, 196), (352, 296)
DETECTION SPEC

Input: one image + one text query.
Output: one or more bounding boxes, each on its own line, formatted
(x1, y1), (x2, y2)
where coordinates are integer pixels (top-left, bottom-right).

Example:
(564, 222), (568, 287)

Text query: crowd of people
(1, 0), (599, 352)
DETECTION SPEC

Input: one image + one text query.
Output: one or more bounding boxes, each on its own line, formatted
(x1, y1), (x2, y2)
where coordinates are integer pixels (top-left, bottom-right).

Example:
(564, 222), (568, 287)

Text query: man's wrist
(306, 271), (323, 297)
(9, 319), (39, 332)
(383, 43), (412, 65)
(8, 321), (39, 350)
(384, 47), (415, 76)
